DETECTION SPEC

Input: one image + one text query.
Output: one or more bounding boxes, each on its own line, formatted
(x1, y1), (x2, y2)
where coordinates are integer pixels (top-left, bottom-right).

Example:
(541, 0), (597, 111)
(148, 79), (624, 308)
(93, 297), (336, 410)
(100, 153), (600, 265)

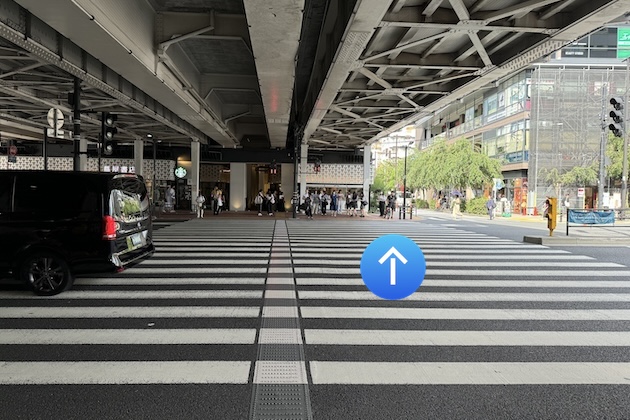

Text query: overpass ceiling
(0, 38), (189, 145)
(303, 0), (630, 150)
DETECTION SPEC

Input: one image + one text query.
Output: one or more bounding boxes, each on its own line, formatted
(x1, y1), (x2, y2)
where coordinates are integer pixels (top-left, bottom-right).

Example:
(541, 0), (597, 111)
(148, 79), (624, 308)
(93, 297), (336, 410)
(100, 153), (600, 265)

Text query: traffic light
(101, 112), (117, 155)
(545, 197), (557, 236)
(269, 160), (277, 175)
(609, 97), (624, 138)
(314, 159), (321, 173)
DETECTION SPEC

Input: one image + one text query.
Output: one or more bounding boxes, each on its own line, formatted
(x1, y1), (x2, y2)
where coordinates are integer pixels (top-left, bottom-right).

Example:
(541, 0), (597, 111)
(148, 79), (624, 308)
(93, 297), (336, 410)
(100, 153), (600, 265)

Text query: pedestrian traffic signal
(609, 97), (624, 138)
(269, 160), (277, 175)
(314, 159), (321, 173)
(101, 112), (117, 155)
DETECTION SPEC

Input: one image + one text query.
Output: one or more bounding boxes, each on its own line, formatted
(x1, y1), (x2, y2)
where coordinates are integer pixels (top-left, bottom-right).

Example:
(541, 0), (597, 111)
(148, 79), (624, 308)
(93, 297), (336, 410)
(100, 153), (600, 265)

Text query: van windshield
(109, 177), (150, 222)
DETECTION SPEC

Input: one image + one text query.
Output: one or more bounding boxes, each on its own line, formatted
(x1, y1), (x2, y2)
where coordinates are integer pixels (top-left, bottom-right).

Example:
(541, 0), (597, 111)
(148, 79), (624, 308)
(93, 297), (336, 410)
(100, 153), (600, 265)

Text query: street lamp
(402, 141), (414, 219)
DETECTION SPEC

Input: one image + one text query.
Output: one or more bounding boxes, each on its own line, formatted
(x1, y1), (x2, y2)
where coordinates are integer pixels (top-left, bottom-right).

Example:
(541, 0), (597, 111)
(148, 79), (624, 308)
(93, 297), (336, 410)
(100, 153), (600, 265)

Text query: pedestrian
(304, 193), (313, 219)
(278, 190), (285, 212)
(452, 194), (462, 219)
(486, 195), (496, 220)
(195, 190), (206, 218)
(255, 189), (265, 216)
(386, 191), (396, 219)
(346, 191), (353, 216)
(321, 191), (329, 215)
(330, 190), (338, 217)
(266, 190), (275, 216)
(359, 191), (367, 217)
(165, 185), (176, 213)
(378, 191), (386, 217)
(214, 188), (223, 215)
(337, 190), (345, 214)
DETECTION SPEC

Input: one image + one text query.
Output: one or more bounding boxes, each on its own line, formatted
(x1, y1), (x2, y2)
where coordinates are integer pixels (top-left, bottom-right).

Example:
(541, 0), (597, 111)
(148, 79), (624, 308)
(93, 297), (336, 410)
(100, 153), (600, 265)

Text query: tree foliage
(406, 139), (501, 190)
(561, 164), (598, 186)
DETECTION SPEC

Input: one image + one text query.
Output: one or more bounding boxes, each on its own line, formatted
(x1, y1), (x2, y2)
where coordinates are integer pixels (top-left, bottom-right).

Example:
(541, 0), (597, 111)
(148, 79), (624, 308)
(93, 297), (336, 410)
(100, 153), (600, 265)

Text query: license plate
(127, 231), (146, 250)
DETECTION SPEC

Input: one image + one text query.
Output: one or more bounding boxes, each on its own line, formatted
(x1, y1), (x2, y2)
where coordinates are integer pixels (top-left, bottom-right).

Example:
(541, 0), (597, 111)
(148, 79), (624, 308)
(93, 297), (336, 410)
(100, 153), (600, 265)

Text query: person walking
(214, 188), (223, 215)
(255, 189), (265, 216)
(486, 195), (496, 220)
(266, 190), (275, 216)
(165, 185), (176, 213)
(330, 191), (338, 217)
(452, 194), (463, 219)
(378, 191), (386, 217)
(304, 193), (313, 219)
(195, 190), (206, 218)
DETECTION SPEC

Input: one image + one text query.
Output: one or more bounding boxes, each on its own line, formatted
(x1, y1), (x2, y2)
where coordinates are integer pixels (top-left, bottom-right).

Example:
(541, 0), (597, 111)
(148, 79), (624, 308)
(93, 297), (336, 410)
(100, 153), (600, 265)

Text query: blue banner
(568, 210), (615, 225)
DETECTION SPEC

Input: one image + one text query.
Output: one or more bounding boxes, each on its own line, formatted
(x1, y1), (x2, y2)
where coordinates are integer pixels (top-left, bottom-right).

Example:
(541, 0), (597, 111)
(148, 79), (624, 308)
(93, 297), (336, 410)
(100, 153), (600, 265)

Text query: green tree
(561, 164), (598, 186)
(407, 138), (501, 191)
(606, 133), (623, 182)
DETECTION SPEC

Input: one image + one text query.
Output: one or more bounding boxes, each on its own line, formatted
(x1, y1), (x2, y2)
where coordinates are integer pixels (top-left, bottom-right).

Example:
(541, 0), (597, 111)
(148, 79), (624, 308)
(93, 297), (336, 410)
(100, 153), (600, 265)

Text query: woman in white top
(195, 191), (206, 218)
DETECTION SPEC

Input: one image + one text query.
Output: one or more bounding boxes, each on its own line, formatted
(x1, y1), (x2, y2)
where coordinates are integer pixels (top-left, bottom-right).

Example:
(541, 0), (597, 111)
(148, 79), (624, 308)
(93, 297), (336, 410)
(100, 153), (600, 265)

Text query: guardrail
(398, 205), (414, 220)
(566, 208), (623, 236)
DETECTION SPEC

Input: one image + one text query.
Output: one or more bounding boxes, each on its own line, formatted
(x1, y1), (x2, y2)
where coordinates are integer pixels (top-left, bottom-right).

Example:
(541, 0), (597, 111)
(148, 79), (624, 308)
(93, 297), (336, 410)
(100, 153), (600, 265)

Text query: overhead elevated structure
(301, 0), (630, 150)
(0, 0), (628, 153)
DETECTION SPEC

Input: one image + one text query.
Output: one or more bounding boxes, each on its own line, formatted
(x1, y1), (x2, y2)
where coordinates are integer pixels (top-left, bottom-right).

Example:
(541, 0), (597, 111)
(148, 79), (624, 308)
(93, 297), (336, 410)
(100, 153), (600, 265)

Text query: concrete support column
(300, 144), (308, 200)
(79, 137), (88, 171)
(190, 141), (200, 197)
(281, 164), (295, 211)
(134, 139), (144, 177)
(363, 145), (371, 198)
(230, 162), (247, 211)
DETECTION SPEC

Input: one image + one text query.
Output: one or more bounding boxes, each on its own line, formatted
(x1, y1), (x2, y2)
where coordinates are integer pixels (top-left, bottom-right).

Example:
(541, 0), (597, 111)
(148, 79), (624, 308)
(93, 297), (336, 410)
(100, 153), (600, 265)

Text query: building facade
(416, 25), (630, 214)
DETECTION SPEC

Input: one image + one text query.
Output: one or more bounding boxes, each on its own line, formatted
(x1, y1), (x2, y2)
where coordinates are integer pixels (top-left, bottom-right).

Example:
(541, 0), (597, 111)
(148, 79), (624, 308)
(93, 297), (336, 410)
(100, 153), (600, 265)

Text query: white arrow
(378, 246), (408, 286)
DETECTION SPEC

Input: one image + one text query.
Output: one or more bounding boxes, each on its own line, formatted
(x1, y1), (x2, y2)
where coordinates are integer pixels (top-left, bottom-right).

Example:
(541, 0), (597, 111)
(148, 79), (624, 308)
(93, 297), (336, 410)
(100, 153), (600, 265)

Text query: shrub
(414, 199), (430, 209)
(463, 197), (488, 215)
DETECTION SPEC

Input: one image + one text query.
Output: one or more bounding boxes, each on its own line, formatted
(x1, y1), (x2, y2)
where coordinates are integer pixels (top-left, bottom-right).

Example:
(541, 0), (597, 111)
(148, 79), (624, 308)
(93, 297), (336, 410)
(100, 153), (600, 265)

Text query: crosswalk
(1, 218), (630, 418)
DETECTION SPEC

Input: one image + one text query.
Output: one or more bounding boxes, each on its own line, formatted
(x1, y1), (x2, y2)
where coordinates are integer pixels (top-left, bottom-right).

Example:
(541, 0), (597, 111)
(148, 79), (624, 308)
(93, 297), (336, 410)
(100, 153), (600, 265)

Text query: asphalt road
(1, 215), (629, 419)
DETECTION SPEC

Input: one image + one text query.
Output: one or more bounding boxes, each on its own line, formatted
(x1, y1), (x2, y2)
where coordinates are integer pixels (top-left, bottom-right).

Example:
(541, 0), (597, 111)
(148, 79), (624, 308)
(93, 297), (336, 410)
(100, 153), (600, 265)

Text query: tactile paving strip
(250, 221), (312, 419)
(253, 361), (308, 384)
(250, 384), (312, 420)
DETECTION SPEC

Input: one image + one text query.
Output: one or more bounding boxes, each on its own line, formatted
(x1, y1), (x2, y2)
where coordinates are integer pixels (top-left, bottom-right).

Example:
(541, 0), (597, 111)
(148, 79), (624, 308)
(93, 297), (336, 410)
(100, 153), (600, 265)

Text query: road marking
(0, 329), (257, 344)
(295, 278), (630, 288)
(298, 291), (630, 301)
(291, 260), (610, 267)
(299, 307), (630, 320)
(0, 306), (260, 318)
(304, 330), (630, 346)
(74, 277), (266, 285)
(0, 290), (262, 300)
(137, 259), (270, 265)
(293, 268), (630, 276)
(309, 362), (630, 385)
(0, 361), (251, 384)
(127, 267), (268, 274)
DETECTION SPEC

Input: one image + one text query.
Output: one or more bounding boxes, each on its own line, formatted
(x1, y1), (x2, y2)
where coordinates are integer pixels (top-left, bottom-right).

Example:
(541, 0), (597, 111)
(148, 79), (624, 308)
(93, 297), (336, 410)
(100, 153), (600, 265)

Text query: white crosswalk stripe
(0, 220), (273, 385)
(284, 220), (630, 387)
(3, 218), (630, 393)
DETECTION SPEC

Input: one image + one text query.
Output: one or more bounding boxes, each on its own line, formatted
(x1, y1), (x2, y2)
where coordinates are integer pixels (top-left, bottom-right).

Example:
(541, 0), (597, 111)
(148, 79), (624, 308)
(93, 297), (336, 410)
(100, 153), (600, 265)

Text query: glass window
(14, 174), (89, 215)
(590, 28), (617, 49)
(109, 176), (150, 222)
(485, 94), (498, 115)
(590, 48), (616, 58)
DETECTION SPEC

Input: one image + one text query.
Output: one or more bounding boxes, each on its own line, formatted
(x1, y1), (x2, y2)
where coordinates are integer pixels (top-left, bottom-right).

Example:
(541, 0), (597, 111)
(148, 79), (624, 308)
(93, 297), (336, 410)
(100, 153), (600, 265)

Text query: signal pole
(623, 59), (629, 215)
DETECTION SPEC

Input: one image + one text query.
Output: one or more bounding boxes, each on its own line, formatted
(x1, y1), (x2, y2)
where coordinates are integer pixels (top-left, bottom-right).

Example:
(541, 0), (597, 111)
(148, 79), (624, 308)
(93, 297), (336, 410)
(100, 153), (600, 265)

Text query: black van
(0, 171), (155, 295)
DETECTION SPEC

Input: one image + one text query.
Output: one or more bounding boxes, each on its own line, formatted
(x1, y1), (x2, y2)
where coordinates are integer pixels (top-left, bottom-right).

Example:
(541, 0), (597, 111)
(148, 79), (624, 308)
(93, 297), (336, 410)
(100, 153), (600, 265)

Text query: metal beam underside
(304, 0), (630, 150)
(12, 0), (236, 146)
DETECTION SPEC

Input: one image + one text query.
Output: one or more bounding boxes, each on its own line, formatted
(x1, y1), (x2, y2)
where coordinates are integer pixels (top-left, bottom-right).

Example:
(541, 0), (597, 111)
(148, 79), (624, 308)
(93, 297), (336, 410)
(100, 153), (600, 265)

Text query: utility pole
(622, 59), (630, 216)
(599, 83), (608, 208)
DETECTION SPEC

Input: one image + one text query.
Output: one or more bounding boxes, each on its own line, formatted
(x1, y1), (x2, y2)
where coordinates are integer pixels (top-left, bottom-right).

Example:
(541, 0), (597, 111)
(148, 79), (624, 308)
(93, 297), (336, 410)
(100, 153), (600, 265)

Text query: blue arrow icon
(360, 235), (426, 300)
(378, 247), (407, 286)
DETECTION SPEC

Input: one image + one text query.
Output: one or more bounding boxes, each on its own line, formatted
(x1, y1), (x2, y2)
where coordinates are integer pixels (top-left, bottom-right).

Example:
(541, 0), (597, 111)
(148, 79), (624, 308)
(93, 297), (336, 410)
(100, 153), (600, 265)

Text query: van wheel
(20, 252), (74, 296)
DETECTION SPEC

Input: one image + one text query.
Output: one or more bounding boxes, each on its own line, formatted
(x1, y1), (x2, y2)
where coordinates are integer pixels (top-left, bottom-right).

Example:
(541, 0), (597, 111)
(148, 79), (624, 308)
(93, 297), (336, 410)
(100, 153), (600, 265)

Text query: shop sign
(577, 188), (585, 197)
